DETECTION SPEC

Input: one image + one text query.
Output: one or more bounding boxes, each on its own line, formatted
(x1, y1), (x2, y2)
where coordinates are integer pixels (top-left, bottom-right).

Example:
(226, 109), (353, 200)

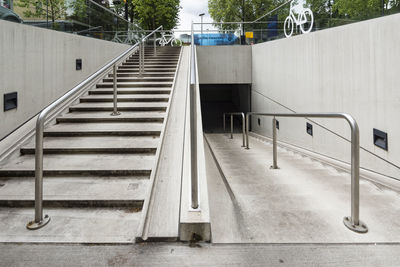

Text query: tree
(333, 0), (385, 19)
(208, 0), (275, 30)
(132, 0), (180, 30)
(17, 0), (67, 27)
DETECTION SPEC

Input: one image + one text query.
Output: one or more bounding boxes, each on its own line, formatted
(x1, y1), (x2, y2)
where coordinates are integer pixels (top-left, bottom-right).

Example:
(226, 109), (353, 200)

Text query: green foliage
(16, 0), (66, 23)
(208, 0), (275, 30)
(132, 0), (180, 30)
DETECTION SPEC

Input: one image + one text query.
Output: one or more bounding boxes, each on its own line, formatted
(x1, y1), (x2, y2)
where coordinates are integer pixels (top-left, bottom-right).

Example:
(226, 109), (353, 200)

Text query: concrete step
(43, 122), (162, 137)
(89, 88), (171, 95)
(69, 102), (167, 112)
(96, 82), (172, 88)
(0, 177), (147, 205)
(0, 154), (155, 177)
(0, 207), (142, 242)
(119, 65), (176, 69)
(117, 68), (176, 73)
(125, 59), (178, 63)
(102, 78), (173, 83)
(20, 136), (160, 150)
(80, 95), (169, 103)
(109, 73), (175, 78)
(56, 111), (165, 123)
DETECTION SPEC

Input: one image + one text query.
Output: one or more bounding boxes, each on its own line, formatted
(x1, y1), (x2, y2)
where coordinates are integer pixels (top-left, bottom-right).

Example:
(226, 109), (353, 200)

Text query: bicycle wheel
(171, 38), (181, 46)
(155, 38), (163, 46)
(284, 16), (294, 38)
(300, 8), (314, 34)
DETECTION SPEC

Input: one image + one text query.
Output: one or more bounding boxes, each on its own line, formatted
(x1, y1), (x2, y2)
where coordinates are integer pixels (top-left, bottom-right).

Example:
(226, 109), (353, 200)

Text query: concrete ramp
(205, 133), (400, 243)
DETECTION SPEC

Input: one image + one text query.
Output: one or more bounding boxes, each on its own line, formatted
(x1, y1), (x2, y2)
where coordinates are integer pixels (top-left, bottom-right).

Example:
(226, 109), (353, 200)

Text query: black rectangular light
(4, 92), (17, 111)
(373, 128), (388, 151)
(76, 59), (82, 70)
(306, 122), (313, 136)
(276, 120), (279, 130)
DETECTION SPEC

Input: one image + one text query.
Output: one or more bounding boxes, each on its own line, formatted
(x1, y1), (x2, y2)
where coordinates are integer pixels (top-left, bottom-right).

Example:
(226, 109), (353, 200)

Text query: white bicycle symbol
(156, 31), (181, 46)
(284, 1), (314, 38)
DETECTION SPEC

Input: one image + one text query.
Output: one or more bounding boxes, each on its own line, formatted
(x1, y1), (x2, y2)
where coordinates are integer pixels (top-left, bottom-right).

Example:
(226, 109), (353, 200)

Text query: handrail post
(153, 33), (157, 56)
(343, 119), (368, 233)
(241, 113), (246, 147)
(230, 114), (233, 139)
(26, 118), (50, 230)
(271, 117), (278, 169)
(111, 64), (120, 116)
(245, 113), (250, 149)
(223, 113), (226, 133)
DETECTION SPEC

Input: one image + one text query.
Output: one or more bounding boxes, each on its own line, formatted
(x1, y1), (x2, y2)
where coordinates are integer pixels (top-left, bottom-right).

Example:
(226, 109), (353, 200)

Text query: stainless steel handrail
(245, 112), (368, 233)
(26, 25), (163, 230)
(223, 112), (245, 147)
(190, 22), (199, 209)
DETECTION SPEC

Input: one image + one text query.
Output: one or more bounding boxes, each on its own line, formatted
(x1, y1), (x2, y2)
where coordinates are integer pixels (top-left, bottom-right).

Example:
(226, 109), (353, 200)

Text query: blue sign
(194, 33), (238, 46)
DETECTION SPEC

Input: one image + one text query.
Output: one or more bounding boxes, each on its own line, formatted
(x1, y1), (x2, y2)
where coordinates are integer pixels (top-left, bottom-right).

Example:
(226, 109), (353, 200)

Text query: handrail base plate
(26, 215), (51, 230)
(343, 216), (368, 233)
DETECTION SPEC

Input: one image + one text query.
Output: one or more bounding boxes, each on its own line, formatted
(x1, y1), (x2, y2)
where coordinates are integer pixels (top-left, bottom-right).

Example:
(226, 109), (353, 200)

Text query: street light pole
(199, 13), (205, 35)
(382, 0), (385, 16)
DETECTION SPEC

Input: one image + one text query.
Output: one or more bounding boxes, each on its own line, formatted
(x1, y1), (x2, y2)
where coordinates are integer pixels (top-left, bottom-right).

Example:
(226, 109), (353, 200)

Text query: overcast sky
(177, 0), (215, 34)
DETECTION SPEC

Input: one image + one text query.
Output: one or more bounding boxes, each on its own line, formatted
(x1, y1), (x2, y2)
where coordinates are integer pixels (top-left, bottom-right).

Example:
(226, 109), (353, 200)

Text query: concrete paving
(205, 133), (400, 243)
(1, 243), (400, 266)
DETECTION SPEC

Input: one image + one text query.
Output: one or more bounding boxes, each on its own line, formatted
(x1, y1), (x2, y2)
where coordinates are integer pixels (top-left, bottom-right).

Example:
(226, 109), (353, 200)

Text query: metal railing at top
(26, 25), (163, 230)
(223, 113), (246, 147)
(243, 112), (368, 234)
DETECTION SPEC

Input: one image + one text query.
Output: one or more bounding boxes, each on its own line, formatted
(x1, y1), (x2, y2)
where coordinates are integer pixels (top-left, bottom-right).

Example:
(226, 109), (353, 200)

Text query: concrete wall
(197, 46), (252, 84)
(251, 14), (400, 179)
(0, 20), (130, 140)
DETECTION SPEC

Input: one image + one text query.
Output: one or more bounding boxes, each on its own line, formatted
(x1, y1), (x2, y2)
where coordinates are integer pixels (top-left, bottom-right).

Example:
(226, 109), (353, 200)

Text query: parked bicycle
(156, 31), (181, 46)
(284, 1), (314, 38)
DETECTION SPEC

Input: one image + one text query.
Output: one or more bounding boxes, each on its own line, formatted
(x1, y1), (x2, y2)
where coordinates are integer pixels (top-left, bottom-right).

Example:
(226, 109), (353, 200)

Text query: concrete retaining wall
(197, 46), (251, 84)
(0, 20), (130, 140)
(251, 14), (400, 179)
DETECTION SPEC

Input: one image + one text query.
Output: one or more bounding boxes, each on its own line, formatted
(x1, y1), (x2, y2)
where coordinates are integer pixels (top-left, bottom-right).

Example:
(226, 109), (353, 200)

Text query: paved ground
(205, 133), (400, 243)
(1, 243), (400, 266)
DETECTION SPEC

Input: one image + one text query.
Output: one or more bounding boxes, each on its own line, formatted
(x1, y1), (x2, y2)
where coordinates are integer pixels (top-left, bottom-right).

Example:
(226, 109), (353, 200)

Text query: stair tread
(0, 154), (155, 172)
(80, 94), (170, 100)
(21, 136), (160, 150)
(98, 81), (172, 85)
(44, 122), (163, 133)
(58, 111), (165, 119)
(0, 177), (148, 201)
(70, 102), (168, 108)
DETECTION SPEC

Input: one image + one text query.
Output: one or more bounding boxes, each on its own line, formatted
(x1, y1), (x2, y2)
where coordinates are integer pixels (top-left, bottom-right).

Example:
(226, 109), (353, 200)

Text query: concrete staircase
(0, 46), (181, 243)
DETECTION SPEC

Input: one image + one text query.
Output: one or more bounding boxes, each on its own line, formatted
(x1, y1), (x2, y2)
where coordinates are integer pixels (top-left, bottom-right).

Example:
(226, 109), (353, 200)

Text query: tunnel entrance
(200, 84), (251, 133)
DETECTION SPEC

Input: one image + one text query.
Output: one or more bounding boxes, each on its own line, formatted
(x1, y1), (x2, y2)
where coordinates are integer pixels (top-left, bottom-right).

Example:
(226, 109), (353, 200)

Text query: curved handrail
(26, 25), (163, 230)
(245, 112), (368, 234)
(223, 112), (245, 147)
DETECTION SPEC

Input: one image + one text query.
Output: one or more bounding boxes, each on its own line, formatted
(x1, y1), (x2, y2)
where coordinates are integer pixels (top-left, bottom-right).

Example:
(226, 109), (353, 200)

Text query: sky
(177, 0), (215, 34)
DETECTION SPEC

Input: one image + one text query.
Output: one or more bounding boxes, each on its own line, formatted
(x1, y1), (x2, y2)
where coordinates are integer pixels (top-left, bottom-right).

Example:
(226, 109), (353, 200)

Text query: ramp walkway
(205, 133), (400, 243)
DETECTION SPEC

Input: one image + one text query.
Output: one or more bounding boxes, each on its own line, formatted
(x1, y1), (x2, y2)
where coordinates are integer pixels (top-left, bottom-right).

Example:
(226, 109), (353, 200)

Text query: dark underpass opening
(200, 84), (251, 133)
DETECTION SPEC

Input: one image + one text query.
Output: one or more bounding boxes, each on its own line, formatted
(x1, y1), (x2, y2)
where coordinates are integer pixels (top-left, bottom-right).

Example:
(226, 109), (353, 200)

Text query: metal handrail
(223, 112), (245, 147)
(189, 22), (199, 209)
(26, 25), (163, 230)
(245, 112), (368, 233)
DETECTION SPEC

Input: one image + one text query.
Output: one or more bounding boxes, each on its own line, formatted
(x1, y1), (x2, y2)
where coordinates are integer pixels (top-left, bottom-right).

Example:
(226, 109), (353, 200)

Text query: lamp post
(199, 13), (205, 35)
